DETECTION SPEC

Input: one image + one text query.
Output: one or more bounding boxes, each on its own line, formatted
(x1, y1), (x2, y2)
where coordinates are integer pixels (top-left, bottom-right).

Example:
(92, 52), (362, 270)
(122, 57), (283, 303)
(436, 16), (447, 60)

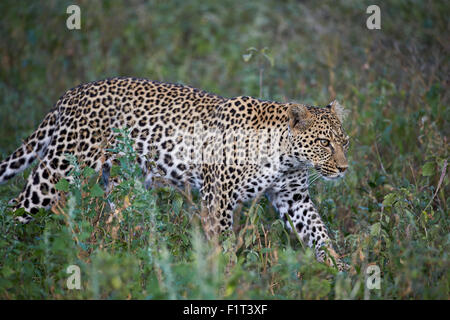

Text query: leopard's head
(287, 100), (350, 179)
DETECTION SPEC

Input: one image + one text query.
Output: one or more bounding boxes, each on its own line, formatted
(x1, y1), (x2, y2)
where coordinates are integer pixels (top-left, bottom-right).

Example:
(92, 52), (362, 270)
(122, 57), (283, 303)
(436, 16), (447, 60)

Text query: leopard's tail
(0, 107), (59, 184)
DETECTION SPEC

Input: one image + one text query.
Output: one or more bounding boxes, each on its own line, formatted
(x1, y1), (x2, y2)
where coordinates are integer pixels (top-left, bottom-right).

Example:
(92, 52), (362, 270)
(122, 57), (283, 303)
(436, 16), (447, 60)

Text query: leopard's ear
(327, 100), (349, 123)
(287, 103), (313, 132)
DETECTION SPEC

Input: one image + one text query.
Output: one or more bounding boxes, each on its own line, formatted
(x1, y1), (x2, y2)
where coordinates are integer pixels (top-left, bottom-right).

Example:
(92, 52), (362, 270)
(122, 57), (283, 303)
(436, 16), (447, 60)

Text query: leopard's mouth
(314, 165), (345, 180)
(322, 173), (345, 181)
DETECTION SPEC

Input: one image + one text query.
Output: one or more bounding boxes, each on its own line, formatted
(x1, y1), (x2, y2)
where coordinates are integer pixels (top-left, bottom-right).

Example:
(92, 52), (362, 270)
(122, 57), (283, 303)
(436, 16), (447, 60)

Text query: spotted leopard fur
(0, 77), (350, 270)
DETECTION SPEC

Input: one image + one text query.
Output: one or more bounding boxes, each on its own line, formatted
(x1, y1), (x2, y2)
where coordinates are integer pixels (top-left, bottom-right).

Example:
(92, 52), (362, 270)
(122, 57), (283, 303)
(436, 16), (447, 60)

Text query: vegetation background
(0, 0), (448, 299)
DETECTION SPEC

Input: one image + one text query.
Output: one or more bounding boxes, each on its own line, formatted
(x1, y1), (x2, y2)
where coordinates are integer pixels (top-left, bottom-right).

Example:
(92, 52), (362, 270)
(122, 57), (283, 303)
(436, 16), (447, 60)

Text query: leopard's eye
(319, 139), (330, 147)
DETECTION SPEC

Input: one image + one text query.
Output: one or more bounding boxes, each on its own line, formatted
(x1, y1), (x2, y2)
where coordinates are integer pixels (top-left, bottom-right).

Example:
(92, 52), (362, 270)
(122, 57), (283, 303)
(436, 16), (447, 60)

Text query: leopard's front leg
(199, 164), (237, 240)
(268, 169), (349, 271)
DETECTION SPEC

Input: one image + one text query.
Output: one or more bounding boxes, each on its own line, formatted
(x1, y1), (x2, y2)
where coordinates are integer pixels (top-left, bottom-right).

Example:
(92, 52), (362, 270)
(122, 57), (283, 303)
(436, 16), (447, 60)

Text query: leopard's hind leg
(12, 157), (64, 223)
(13, 146), (111, 223)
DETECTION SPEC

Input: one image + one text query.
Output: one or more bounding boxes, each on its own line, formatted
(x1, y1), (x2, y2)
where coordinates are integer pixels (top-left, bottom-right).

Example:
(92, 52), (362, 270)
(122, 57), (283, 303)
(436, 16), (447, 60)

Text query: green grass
(0, 0), (448, 299)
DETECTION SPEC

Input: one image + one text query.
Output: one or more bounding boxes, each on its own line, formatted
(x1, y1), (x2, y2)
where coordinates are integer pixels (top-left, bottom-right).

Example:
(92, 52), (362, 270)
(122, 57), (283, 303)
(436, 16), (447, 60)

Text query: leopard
(0, 77), (350, 270)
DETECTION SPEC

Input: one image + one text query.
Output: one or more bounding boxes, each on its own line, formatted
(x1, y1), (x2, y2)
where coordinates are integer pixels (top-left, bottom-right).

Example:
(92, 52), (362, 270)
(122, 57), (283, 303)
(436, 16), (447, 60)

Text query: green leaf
(382, 192), (397, 207)
(90, 184), (104, 198)
(83, 167), (96, 178)
(172, 194), (183, 214)
(1, 266), (14, 277)
(110, 165), (121, 177)
(133, 200), (148, 209)
(422, 210), (428, 223)
(55, 179), (70, 192)
(242, 53), (253, 62)
(262, 52), (274, 67)
(421, 162), (435, 176)
(370, 222), (381, 236)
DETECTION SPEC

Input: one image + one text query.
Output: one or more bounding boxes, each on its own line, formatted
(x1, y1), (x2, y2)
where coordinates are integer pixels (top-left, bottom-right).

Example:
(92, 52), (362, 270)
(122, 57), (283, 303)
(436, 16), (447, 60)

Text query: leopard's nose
(337, 165), (347, 173)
